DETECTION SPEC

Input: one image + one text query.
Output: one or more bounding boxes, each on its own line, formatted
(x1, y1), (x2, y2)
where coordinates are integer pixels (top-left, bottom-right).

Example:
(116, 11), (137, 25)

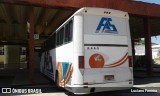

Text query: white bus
(40, 7), (133, 94)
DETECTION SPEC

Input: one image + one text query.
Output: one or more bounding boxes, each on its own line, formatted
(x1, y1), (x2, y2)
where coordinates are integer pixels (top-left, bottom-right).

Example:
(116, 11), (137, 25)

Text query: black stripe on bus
(84, 44), (128, 47)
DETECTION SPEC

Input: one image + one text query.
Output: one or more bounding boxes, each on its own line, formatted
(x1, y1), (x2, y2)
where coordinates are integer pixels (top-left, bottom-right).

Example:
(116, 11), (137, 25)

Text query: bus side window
(53, 34), (56, 48)
(56, 32), (60, 46)
(64, 20), (73, 43)
(59, 27), (64, 45)
(50, 34), (55, 49)
(68, 20), (73, 42)
(65, 24), (69, 43)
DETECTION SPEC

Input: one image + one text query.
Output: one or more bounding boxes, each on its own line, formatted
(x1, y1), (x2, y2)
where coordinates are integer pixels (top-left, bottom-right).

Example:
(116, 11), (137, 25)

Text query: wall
(4, 45), (20, 69)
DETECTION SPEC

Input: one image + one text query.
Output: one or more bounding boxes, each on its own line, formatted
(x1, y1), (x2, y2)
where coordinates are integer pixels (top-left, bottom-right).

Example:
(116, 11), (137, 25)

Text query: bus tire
(55, 70), (59, 87)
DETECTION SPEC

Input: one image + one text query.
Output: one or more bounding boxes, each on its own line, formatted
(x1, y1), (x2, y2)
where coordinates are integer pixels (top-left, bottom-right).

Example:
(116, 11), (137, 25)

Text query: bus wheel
(55, 71), (59, 87)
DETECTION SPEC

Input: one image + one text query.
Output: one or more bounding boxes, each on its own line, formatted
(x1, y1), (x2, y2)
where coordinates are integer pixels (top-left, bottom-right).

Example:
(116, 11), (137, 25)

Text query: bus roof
(55, 7), (129, 32)
(74, 7), (129, 18)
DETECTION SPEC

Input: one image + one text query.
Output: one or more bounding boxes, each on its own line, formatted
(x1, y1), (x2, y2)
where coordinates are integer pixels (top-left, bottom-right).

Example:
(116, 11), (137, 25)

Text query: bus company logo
(89, 53), (105, 68)
(96, 17), (118, 33)
(94, 55), (102, 62)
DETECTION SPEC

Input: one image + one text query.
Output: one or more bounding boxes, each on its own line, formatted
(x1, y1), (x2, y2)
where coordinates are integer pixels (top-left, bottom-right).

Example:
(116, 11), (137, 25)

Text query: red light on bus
(128, 56), (132, 67)
(79, 56), (84, 69)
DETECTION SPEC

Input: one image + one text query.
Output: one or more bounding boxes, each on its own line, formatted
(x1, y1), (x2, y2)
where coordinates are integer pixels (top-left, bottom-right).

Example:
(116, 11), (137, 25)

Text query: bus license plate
(105, 75), (114, 80)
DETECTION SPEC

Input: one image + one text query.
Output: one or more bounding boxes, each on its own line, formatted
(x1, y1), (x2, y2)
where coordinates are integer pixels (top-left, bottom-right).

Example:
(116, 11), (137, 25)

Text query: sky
(134, 0), (160, 44)
(134, 0), (160, 4)
(151, 36), (160, 44)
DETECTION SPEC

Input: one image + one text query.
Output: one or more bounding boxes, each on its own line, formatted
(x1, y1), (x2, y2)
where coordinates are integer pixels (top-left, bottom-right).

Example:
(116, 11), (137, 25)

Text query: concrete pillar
(144, 17), (153, 76)
(4, 45), (20, 69)
(29, 7), (35, 82)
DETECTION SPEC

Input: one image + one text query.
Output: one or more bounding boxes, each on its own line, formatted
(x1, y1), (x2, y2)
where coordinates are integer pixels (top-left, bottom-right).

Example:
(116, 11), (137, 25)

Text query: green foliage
(139, 39), (145, 44)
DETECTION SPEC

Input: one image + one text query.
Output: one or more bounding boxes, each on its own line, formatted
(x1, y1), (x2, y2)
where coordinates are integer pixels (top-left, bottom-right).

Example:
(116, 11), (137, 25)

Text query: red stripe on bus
(106, 53), (128, 66)
(104, 53), (128, 67)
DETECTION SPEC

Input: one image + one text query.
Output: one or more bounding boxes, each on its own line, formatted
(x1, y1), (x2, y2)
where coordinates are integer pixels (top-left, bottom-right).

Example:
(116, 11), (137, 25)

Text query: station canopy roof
(0, 3), (160, 46)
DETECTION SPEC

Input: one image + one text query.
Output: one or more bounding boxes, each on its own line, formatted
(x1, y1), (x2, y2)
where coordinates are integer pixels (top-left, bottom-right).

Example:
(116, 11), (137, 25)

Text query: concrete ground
(0, 68), (160, 96)
(0, 69), (50, 87)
